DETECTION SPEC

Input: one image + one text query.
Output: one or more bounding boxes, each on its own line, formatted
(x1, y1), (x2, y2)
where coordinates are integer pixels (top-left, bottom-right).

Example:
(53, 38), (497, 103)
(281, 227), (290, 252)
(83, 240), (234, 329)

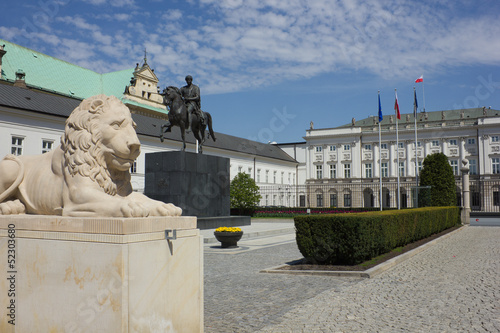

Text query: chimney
(13, 69), (27, 88)
(0, 44), (6, 79)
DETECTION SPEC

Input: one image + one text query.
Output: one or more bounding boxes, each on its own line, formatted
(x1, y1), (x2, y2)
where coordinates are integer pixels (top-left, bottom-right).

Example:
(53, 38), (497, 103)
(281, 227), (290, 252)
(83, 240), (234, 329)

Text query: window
(450, 160), (459, 176)
(130, 161), (137, 173)
(467, 138), (476, 145)
(330, 194), (337, 207)
(11, 136), (24, 156)
(273, 171), (277, 183)
(344, 193), (352, 207)
(248, 167), (252, 176)
(42, 140), (54, 153)
(365, 163), (372, 178)
(494, 192), (500, 206)
(381, 143), (388, 150)
(316, 194), (323, 207)
(265, 195), (269, 206)
(432, 140), (440, 147)
(399, 161), (405, 177)
(343, 144), (350, 151)
(364, 144), (372, 151)
(316, 165), (323, 179)
(418, 161), (423, 173)
(469, 160), (477, 175)
(398, 142), (404, 149)
(381, 162), (388, 177)
(492, 136), (499, 143)
(265, 170), (269, 183)
(281, 172), (284, 184)
(492, 158), (500, 174)
(329, 145), (336, 151)
(414, 141), (422, 148)
(257, 169), (261, 182)
(344, 163), (351, 178)
(288, 172), (291, 184)
(449, 139), (457, 146)
(299, 195), (306, 207)
(329, 164), (336, 178)
(238, 166), (242, 173)
(316, 146), (322, 152)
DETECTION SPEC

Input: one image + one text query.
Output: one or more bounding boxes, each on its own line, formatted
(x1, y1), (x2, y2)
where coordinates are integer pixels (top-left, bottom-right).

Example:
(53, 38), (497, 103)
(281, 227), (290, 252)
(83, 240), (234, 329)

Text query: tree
(419, 153), (456, 206)
(230, 172), (262, 215)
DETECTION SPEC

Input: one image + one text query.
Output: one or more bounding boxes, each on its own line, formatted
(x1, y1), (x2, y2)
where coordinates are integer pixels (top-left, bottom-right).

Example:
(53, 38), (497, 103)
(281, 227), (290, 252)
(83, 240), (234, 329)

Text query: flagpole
(395, 88), (401, 210)
(413, 87), (419, 208)
(422, 75), (426, 112)
(378, 91), (383, 211)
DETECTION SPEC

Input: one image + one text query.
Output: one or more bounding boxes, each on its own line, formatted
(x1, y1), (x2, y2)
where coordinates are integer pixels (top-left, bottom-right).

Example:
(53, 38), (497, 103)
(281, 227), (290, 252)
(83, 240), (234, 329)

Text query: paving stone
(256, 226), (500, 333)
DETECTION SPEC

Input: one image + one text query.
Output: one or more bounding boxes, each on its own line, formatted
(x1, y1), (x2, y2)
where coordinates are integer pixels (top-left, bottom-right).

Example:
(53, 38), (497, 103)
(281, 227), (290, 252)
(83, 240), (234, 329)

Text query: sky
(1, 0), (500, 144)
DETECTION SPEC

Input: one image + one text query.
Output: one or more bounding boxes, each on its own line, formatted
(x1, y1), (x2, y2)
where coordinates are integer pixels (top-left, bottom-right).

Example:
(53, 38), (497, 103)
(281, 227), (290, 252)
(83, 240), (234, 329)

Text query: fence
(258, 178), (500, 212)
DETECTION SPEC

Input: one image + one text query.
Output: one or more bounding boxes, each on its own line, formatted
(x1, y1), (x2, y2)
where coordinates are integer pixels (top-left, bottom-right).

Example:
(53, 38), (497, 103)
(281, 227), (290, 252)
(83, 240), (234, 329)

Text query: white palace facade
(276, 108), (500, 210)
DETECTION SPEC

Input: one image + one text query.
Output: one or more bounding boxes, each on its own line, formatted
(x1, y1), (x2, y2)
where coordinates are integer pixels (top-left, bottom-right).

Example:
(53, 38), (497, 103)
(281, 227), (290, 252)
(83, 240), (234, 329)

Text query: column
(337, 144), (343, 179)
(461, 160), (470, 225)
(373, 142), (380, 178)
(406, 140), (412, 177)
(389, 141), (396, 177)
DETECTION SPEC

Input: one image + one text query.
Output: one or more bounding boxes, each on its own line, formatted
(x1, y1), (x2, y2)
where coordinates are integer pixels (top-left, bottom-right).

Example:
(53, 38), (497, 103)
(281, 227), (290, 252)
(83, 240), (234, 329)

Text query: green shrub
(295, 207), (460, 265)
(419, 153), (456, 206)
(230, 172), (262, 215)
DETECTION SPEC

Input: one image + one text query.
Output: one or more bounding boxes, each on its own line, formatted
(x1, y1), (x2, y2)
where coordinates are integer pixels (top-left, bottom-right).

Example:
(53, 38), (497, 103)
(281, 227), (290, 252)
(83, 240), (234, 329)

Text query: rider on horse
(180, 75), (204, 132)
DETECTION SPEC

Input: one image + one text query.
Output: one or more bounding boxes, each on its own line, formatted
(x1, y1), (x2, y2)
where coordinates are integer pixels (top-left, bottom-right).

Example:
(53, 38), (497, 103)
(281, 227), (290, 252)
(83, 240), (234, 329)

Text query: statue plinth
(0, 215), (203, 332)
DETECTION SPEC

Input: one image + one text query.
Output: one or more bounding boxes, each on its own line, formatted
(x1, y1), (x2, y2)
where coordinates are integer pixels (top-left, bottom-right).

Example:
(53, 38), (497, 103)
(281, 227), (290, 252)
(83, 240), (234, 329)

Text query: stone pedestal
(0, 215), (203, 333)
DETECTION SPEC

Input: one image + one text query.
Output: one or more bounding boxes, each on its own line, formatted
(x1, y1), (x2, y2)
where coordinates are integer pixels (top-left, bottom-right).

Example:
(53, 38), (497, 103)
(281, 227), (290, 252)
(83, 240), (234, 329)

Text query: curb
(260, 225), (468, 278)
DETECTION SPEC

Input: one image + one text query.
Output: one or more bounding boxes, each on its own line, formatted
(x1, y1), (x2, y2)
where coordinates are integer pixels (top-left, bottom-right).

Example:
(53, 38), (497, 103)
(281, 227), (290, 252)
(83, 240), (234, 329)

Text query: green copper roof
(0, 39), (134, 101)
(122, 98), (168, 115)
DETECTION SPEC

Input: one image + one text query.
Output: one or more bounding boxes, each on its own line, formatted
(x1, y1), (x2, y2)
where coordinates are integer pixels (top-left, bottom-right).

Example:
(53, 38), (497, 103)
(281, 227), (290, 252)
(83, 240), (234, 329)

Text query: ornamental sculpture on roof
(0, 94), (182, 217)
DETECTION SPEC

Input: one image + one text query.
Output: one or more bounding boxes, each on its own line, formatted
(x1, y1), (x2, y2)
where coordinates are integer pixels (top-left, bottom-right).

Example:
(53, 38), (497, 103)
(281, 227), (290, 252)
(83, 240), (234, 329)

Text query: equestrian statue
(159, 75), (216, 153)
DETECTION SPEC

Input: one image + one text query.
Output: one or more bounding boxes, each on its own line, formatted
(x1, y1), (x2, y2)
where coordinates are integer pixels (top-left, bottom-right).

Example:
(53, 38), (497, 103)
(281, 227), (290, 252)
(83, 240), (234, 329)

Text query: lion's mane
(61, 94), (130, 196)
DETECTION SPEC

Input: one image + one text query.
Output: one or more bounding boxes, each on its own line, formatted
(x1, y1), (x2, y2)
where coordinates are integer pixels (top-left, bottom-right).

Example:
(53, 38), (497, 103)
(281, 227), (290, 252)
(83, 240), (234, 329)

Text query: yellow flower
(215, 227), (242, 233)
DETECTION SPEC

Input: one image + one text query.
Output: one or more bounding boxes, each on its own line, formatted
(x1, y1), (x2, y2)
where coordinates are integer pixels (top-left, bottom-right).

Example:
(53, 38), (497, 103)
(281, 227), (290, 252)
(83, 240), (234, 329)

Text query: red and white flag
(415, 75), (423, 83)
(394, 91), (401, 119)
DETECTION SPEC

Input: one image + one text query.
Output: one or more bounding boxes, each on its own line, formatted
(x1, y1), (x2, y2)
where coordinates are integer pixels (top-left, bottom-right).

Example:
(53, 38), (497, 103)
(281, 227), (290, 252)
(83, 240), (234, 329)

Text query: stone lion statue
(0, 94), (182, 217)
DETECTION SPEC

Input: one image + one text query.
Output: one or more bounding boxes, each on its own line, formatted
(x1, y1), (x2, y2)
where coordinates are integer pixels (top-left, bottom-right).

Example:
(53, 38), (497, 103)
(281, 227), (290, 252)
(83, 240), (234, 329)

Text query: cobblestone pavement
(204, 239), (363, 333)
(258, 226), (500, 332)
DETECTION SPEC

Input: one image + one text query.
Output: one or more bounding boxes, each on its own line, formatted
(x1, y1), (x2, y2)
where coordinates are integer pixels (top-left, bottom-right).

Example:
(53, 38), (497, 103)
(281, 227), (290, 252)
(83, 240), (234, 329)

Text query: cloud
(81, 0), (135, 7)
(57, 16), (100, 32)
(3, 0), (499, 94)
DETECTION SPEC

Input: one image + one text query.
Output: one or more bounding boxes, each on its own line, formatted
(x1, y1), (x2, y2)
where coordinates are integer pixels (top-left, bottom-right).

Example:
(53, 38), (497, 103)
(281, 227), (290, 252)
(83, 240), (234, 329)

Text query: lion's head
(61, 95), (141, 195)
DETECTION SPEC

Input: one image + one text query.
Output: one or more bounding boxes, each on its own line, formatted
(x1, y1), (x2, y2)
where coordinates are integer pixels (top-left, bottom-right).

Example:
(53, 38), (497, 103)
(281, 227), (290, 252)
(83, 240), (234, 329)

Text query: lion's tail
(0, 155), (25, 203)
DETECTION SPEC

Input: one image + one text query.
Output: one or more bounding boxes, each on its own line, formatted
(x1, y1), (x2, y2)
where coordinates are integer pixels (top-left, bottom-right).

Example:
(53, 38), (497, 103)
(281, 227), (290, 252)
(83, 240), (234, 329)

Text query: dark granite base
(197, 216), (251, 230)
(145, 151), (230, 217)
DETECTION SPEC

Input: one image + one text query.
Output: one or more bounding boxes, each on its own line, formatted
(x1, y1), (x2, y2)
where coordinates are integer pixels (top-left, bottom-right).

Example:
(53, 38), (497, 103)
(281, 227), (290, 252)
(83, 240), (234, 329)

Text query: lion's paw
(120, 201), (149, 217)
(0, 199), (26, 215)
(150, 202), (182, 217)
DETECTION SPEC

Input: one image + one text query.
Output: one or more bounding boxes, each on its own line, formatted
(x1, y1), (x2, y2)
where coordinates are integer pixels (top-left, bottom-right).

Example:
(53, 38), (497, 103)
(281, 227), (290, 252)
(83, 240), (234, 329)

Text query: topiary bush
(230, 172), (262, 216)
(295, 207), (460, 265)
(419, 153), (456, 206)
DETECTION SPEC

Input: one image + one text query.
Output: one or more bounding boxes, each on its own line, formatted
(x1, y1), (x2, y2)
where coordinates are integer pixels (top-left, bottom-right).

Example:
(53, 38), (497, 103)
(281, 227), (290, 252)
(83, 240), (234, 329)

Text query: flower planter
(214, 231), (243, 248)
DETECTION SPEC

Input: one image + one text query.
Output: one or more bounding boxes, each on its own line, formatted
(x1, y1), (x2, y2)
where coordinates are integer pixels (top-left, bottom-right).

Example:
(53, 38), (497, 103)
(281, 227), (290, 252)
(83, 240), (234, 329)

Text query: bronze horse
(160, 86), (216, 153)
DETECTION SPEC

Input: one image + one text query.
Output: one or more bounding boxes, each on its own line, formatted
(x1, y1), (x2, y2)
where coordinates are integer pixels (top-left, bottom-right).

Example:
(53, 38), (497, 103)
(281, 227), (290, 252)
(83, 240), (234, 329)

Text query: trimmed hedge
(295, 207), (460, 265)
(254, 207), (385, 218)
